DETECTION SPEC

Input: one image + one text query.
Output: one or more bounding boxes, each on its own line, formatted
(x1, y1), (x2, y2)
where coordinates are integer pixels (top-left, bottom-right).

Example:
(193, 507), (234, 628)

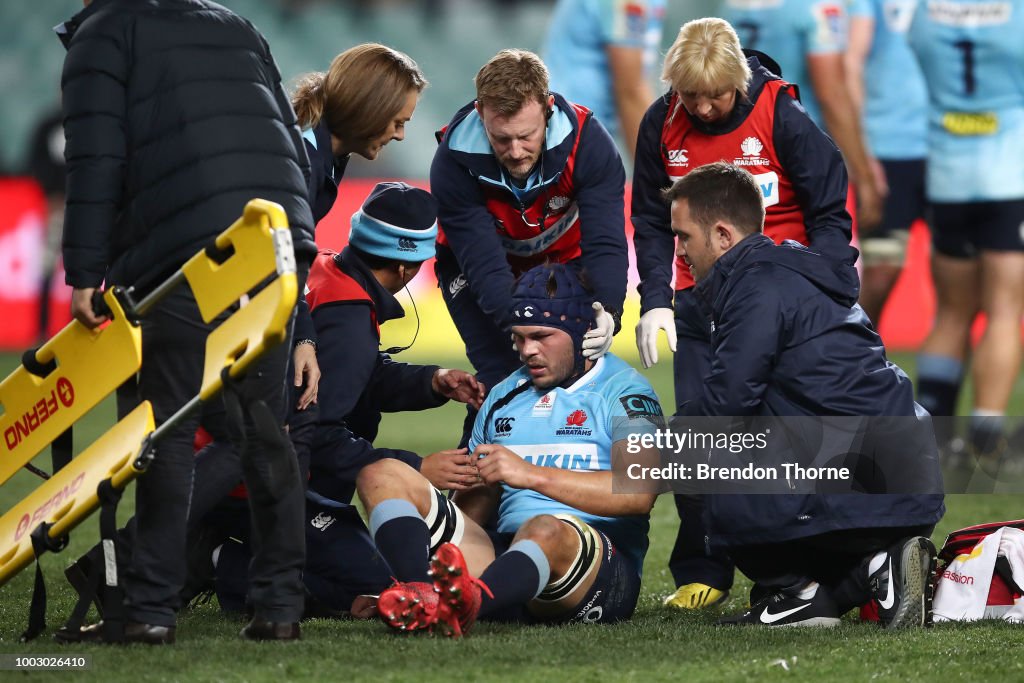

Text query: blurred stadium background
(0, 0), (956, 357)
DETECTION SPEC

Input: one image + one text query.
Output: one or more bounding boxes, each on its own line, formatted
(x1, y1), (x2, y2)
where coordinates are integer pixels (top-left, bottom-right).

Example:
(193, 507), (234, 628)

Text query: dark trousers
(729, 524), (935, 612)
(214, 498), (391, 615)
(667, 289), (735, 590)
(126, 270), (307, 625)
(435, 246), (520, 445)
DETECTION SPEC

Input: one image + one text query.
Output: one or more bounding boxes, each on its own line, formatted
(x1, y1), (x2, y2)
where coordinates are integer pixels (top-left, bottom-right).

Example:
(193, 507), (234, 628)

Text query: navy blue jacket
(632, 58), (854, 314)
(309, 247), (446, 503)
(431, 93), (627, 330)
(682, 235), (944, 545)
(303, 120), (351, 225)
(293, 120), (352, 344)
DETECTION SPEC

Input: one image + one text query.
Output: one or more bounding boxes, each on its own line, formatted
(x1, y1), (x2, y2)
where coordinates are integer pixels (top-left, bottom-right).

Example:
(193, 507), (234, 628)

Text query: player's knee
(356, 458), (417, 500)
(517, 515), (572, 555)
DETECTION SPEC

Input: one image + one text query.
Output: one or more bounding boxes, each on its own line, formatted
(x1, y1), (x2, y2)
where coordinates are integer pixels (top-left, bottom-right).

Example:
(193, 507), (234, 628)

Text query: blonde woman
(631, 17), (855, 612)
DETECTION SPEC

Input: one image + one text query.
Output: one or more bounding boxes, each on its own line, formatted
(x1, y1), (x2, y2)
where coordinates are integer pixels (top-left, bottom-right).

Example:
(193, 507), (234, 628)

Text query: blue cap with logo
(510, 263), (596, 376)
(348, 181), (438, 262)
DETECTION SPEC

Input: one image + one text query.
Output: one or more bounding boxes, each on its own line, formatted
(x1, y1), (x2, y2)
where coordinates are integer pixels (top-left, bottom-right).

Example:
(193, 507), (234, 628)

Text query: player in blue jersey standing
(355, 263), (663, 636)
(720, 0), (885, 231)
(845, 0), (929, 325)
(542, 0), (666, 159)
(908, 0), (1024, 460)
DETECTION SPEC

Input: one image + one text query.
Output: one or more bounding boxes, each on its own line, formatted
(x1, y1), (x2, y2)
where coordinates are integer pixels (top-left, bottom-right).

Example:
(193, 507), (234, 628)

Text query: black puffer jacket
(58, 0), (316, 291)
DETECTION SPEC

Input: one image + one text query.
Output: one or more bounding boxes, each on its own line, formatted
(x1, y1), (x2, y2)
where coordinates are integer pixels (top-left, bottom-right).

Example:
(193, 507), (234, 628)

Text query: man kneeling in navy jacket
(667, 162), (944, 629)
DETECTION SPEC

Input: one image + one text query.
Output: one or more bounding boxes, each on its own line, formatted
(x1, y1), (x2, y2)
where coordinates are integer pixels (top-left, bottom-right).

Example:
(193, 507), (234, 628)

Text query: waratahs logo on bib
(735, 137), (769, 167)
(556, 409), (592, 436)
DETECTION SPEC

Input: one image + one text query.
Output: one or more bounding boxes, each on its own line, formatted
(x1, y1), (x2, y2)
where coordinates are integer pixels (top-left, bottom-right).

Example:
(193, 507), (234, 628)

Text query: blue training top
(469, 354), (661, 575)
(908, 0), (1024, 202)
(543, 0), (666, 142)
(720, 0), (848, 129)
(849, 0), (928, 159)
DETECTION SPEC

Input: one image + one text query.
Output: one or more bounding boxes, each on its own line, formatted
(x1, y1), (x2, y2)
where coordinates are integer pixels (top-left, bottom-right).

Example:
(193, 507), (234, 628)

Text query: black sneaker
(869, 536), (937, 629)
(718, 583), (841, 628)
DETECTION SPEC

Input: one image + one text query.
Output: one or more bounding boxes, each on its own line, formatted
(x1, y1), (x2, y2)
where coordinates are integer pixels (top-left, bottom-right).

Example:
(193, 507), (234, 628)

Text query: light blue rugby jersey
(542, 0), (666, 142)
(908, 0), (1024, 201)
(850, 0), (928, 158)
(469, 354), (662, 574)
(720, 0), (848, 129)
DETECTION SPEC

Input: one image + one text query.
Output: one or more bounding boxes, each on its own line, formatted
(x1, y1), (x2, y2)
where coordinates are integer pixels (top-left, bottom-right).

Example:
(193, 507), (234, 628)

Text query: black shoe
(240, 618), (300, 641)
(125, 621), (175, 645)
(719, 583), (841, 628)
(869, 536), (936, 629)
(55, 620), (174, 645)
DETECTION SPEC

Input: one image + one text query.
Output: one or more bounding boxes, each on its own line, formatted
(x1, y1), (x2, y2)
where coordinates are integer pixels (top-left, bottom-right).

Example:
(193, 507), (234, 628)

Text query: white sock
(797, 581), (819, 600)
(868, 551), (886, 575)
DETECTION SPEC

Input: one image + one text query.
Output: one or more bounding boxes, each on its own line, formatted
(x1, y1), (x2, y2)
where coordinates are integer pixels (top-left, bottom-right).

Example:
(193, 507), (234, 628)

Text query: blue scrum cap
(510, 264), (595, 371)
(348, 182), (438, 262)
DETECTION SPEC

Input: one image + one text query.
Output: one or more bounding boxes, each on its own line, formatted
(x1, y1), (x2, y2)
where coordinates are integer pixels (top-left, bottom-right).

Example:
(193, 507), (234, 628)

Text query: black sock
(478, 542), (549, 619)
(916, 354), (963, 418)
(916, 377), (961, 417)
(369, 500), (431, 583)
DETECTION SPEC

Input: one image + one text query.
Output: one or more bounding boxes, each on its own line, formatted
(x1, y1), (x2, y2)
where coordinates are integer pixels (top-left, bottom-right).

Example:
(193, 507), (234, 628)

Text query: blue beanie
(348, 182), (438, 262)
(510, 264), (595, 375)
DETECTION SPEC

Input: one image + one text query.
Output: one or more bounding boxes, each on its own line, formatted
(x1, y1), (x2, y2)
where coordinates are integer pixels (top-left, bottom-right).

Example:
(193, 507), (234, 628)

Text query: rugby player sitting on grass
(355, 263), (662, 635)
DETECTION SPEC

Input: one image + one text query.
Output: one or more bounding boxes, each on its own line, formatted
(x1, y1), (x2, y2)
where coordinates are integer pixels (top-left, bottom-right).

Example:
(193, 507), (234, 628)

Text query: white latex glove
(636, 307), (677, 369)
(581, 302), (615, 360)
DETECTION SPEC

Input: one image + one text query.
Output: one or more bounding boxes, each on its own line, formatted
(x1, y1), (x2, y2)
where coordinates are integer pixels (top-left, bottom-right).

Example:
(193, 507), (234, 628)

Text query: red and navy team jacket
(632, 58), (856, 312)
(431, 93), (628, 330)
(304, 248), (447, 504)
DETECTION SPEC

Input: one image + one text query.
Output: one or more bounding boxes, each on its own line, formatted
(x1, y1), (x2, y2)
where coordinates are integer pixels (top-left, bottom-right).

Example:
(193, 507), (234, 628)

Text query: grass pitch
(0, 350), (1022, 682)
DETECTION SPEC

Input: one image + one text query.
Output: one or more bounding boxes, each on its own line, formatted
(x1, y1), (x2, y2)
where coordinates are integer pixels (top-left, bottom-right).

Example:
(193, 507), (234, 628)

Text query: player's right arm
(472, 441), (658, 516)
(802, 1), (884, 232)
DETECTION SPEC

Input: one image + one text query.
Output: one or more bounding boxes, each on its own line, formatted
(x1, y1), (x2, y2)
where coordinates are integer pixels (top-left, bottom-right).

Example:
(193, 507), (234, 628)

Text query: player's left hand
(582, 301), (615, 360)
(293, 342), (320, 410)
(432, 368), (486, 409)
(474, 444), (537, 490)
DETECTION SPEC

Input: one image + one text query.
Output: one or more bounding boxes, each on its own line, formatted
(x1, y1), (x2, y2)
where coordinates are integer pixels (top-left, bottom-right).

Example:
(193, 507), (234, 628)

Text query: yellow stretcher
(0, 198), (298, 590)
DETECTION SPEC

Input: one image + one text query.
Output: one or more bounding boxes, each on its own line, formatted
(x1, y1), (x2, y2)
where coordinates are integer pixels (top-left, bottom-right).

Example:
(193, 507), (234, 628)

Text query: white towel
(933, 527), (1024, 623)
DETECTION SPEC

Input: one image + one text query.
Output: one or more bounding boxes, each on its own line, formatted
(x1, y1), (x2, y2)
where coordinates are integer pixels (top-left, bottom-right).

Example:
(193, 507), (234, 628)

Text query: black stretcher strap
(20, 523), (68, 642)
(20, 346), (73, 476)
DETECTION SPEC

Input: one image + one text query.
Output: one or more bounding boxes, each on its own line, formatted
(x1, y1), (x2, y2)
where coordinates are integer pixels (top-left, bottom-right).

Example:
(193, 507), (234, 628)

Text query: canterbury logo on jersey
(493, 416), (516, 436)
(498, 203), (580, 257)
(506, 443), (600, 471)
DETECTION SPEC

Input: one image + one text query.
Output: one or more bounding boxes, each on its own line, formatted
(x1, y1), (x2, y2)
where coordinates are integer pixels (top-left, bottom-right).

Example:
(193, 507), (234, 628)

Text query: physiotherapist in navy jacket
(669, 162), (944, 630)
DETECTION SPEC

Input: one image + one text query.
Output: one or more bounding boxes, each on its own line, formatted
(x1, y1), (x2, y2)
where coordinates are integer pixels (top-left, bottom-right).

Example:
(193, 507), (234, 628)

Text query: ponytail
(292, 71), (327, 129)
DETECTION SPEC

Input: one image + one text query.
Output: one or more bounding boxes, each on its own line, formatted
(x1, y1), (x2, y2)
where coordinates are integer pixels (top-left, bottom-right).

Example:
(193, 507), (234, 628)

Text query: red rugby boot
(428, 543), (493, 637)
(377, 581), (439, 633)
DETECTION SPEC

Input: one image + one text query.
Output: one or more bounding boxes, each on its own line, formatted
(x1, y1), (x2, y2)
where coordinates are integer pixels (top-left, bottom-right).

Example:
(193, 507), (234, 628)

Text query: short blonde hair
(474, 49), (550, 116)
(292, 43), (427, 140)
(662, 18), (751, 98)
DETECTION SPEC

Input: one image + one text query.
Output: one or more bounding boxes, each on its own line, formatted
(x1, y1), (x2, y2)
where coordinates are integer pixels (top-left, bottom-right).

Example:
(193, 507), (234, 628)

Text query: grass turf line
(0, 352), (1022, 682)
